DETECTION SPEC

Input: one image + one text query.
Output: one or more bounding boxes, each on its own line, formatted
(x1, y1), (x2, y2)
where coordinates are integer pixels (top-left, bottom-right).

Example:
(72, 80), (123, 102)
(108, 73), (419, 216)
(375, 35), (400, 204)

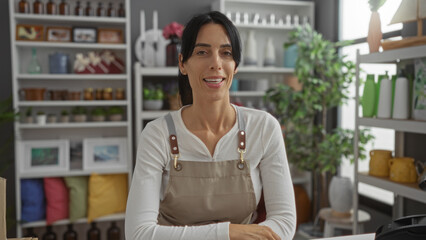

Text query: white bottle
(244, 30), (257, 66)
(264, 37), (276, 67)
(392, 76), (409, 119)
(377, 77), (392, 118)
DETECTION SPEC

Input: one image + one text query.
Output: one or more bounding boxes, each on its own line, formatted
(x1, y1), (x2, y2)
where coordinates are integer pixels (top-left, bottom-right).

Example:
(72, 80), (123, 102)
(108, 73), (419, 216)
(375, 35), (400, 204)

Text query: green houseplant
(91, 107), (106, 122)
(107, 106), (124, 121)
(72, 106), (87, 122)
(143, 85), (165, 110)
(265, 24), (374, 218)
(60, 110), (69, 123)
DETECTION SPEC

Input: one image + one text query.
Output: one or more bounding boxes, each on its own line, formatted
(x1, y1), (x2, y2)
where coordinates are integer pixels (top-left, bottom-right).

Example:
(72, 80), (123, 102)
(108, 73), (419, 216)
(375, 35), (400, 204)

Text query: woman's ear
(234, 66), (238, 75)
(178, 54), (187, 75)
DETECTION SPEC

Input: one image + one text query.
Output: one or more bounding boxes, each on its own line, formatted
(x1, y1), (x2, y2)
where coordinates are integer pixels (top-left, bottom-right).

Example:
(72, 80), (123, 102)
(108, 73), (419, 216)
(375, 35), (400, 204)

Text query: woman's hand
(229, 224), (281, 240)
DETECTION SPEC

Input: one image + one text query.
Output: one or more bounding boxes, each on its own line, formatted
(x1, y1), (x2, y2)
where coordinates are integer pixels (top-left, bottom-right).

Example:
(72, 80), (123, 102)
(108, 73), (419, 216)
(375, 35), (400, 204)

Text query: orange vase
(367, 11), (382, 53)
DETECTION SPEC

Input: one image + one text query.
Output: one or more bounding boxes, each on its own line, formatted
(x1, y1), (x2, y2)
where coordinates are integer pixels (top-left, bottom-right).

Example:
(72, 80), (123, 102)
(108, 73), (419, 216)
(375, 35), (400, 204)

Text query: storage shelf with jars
(353, 45), (426, 233)
(9, 0), (132, 237)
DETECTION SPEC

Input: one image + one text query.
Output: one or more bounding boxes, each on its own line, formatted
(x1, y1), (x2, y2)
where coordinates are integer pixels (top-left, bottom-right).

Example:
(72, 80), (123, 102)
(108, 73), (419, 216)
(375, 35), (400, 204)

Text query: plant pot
(36, 115), (46, 125)
(23, 116), (34, 124)
(108, 114), (123, 122)
(92, 115), (105, 122)
(328, 176), (353, 217)
(73, 114), (87, 122)
(144, 100), (163, 110)
(367, 11), (382, 53)
(47, 116), (57, 123)
(60, 116), (69, 123)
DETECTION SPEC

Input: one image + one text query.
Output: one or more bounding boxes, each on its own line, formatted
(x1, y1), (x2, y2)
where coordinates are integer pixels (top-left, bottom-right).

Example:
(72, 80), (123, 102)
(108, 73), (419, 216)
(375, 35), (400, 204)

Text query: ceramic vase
(328, 176), (353, 215)
(362, 74), (376, 117)
(166, 35), (180, 67)
(392, 76), (409, 119)
(263, 37), (276, 67)
(367, 11), (382, 53)
(377, 78), (392, 118)
(36, 115), (46, 125)
(244, 30), (257, 66)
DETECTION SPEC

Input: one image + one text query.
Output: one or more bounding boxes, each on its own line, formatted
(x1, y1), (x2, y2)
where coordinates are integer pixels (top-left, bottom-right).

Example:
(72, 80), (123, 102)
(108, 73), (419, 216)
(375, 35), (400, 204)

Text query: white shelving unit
(9, 0), (132, 237)
(353, 45), (426, 233)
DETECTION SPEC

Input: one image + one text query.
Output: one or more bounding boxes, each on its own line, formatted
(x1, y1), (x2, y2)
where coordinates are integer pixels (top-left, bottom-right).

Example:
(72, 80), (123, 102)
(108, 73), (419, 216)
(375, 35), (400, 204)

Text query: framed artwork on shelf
(72, 27), (97, 43)
(46, 26), (72, 42)
(17, 139), (70, 174)
(16, 24), (44, 41)
(97, 28), (123, 44)
(83, 138), (128, 171)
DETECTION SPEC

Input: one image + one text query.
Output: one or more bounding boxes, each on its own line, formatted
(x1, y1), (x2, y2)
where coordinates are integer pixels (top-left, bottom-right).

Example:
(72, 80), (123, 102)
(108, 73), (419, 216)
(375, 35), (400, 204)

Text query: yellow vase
(369, 150), (392, 177)
(389, 157), (417, 183)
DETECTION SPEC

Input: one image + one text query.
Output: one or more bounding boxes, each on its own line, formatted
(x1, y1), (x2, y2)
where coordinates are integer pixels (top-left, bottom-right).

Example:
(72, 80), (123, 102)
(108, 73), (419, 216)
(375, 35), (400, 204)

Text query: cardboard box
(1, 177), (37, 240)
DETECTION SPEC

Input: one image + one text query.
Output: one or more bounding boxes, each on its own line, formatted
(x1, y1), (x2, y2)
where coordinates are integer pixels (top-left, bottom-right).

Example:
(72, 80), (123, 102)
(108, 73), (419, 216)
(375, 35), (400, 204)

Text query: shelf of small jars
(15, 41), (127, 49)
(17, 74), (128, 80)
(14, 13), (126, 24)
(18, 100), (127, 107)
(21, 213), (125, 228)
(17, 121), (128, 129)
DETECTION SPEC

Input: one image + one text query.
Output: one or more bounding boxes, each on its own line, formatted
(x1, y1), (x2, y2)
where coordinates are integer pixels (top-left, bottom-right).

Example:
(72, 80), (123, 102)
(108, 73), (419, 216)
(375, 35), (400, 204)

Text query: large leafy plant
(266, 24), (373, 174)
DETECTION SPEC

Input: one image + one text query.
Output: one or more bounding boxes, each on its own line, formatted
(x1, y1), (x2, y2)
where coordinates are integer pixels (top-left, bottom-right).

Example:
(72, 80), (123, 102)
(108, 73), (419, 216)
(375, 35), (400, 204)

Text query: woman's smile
(203, 76), (226, 88)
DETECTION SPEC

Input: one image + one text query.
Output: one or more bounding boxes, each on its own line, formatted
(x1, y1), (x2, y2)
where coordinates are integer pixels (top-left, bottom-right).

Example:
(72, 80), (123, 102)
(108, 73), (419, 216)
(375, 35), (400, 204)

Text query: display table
(313, 233), (375, 240)
(318, 208), (371, 237)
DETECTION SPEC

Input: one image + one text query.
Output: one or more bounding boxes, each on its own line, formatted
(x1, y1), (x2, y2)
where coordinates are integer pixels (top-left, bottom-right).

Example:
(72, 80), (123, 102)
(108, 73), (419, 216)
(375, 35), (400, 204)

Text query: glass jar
(85, 2), (94, 16)
(103, 88), (113, 100)
(46, 0), (57, 15)
(84, 88), (94, 100)
(95, 88), (103, 100)
(107, 2), (116, 17)
(97, 2), (106, 17)
(115, 88), (125, 100)
(59, 0), (70, 15)
(18, 0), (29, 13)
(118, 3), (125, 17)
(33, 0), (43, 14)
(74, 1), (83, 16)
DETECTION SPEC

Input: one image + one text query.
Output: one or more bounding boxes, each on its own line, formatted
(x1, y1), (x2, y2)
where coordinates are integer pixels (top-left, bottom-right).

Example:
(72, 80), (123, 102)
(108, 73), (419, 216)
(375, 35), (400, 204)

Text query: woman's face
(179, 23), (238, 104)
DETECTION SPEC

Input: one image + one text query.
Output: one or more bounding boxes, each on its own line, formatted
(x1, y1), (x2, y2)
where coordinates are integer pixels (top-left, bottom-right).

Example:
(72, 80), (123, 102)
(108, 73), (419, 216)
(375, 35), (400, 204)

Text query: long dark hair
(178, 11), (242, 106)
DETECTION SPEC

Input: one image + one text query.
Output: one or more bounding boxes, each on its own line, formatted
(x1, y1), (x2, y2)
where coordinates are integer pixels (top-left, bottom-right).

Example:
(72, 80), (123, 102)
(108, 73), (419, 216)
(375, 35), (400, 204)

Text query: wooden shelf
(15, 13), (126, 24)
(17, 121), (128, 129)
(18, 100), (128, 107)
(358, 117), (426, 134)
(21, 213), (125, 228)
(15, 41), (127, 49)
(17, 74), (127, 80)
(359, 45), (426, 64)
(358, 172), (426, 204)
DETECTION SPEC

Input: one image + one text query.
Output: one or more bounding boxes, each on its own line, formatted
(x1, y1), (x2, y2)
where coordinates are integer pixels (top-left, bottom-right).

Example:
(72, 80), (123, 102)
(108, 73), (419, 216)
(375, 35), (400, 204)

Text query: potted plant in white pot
(36, 111), (46, 125)
(60, 110), (69, 123)
(23, 107), (33, 124)
(72, 106), (87, 122)
(91, 107), (106, 122)
(143, 85), (164, 110)
(107, 106), (124, 121)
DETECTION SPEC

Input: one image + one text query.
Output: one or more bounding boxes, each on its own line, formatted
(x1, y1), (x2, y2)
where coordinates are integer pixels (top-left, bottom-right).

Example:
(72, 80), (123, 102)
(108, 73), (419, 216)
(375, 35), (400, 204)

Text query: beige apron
(157, 109), (257, 226)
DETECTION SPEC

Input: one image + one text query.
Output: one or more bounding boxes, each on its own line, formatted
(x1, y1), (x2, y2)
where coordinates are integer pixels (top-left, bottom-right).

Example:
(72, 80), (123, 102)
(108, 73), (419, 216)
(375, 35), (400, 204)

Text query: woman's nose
(209, 52), (222, 70)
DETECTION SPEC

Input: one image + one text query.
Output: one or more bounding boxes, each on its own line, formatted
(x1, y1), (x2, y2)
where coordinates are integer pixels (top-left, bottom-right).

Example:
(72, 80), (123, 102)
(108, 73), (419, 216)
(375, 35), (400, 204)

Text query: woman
(125, 11), (296, 240)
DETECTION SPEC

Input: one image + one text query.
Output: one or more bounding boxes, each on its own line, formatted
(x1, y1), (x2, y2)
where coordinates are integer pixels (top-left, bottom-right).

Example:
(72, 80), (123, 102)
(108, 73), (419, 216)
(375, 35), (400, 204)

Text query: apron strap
(165, 113), (179, 155)
(236, 107), (246, 151)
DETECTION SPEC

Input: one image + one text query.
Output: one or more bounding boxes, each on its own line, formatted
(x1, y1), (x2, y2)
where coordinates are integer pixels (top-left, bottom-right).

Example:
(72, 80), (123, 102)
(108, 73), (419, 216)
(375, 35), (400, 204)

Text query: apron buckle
(237, 148), (246, 170)
(172, 154), (182, 171)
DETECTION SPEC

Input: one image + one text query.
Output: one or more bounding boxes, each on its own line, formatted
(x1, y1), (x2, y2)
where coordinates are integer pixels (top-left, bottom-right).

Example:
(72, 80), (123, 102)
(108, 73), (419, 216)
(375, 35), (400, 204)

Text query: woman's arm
(125, 120), (230, 240)
(258, 114), (297, 239)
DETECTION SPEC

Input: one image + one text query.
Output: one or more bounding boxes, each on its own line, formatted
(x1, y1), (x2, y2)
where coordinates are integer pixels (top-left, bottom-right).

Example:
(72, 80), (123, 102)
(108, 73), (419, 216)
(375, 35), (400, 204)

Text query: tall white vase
(264, 37), (276, 67)
(328, 176), (353, 214)
(244, 30), (257, 66)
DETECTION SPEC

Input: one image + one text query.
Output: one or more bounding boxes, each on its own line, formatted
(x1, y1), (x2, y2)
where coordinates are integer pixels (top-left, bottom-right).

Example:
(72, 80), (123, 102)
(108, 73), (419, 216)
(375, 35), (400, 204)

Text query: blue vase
(49, 52), (69, 74)
(284, 44), (298, 68)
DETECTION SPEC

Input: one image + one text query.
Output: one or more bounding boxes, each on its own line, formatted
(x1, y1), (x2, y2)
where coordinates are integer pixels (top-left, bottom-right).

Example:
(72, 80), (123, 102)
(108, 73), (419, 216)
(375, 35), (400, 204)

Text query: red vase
(166, 35), (180, 66)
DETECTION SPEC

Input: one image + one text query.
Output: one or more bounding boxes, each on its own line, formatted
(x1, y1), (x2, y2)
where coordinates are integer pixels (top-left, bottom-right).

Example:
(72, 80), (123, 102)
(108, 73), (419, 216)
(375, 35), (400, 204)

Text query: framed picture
(17, 140), (69, 174)
(83, 138), (128, 171)
(16, 24), (44, 41)
(97, 28), (123, 44)
(46, 26), (71, 42)
(72, 27), (97, 43)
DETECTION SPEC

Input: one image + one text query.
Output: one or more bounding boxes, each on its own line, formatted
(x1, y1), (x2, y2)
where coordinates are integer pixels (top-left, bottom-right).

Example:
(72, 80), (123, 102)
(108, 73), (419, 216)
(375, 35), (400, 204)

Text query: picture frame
(97, 28), (123, 44)
(17, 139), (69, 174)
(16, 24), (44, 41)
(83, 138), (128, 171)
(72, 27), (97, 43)
(46, 26), (72, 42)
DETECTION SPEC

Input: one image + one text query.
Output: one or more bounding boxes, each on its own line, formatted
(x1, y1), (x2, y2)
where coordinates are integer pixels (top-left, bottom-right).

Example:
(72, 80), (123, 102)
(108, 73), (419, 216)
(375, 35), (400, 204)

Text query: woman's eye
(224, 51), (233, 56)
(196, 50), (207, 55)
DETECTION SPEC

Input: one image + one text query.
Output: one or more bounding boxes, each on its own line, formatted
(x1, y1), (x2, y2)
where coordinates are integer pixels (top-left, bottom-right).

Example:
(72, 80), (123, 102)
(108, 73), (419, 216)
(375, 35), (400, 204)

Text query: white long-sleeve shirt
(125, 106), (296, 240)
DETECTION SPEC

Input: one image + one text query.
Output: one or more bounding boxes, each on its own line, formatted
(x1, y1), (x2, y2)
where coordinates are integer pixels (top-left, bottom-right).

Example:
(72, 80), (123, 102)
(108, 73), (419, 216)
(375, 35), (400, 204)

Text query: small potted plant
(36, 111), (46, 125)
(107, 106), (124, 121)
(47, 113), (57, 123)
(143, 85), (164, 110)
(72, 106), (87, 122)
(60, 110), (69, 123)
(91, 107), (106, 122)
(23, 107), (33, 124)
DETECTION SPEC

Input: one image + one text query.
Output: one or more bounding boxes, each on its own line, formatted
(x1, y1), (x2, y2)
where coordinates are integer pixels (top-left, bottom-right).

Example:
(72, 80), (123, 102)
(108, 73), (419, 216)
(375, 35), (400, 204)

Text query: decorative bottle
(118, 3), (125, 17)
(96, 2), (106, 17)
(74, 1), (83, 16)
(166, 35), (180, 66)
(42, 226), (57, 240)
(87, 222), (100, 240)
(59, 0), (69, 15)
(244, 30), (257, 66)
(361, 74), (376, 117)
(85, 2), (94, 16)
(107, 221), (120, 240)
(107, 2), (116, 17)
(63, 224), (77, 240)
(33, 0), (43, 14)
(18, 0), (29, 13)
(263, 37), (276, 67)
(27, 48), (42, 74)
(46, 0), (57, 15)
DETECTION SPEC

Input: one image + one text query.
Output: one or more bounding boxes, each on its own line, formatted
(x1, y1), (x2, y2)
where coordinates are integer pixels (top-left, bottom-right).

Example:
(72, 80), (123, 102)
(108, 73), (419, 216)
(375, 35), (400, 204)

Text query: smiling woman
(125, 11), (296, 240)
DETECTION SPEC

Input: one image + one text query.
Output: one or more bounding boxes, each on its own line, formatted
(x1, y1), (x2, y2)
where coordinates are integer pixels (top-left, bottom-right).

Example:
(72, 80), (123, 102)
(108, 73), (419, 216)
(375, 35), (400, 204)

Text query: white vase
(392, 76), (409, 119)
(244, 30), (257, 66)
(263, 37), (276, 67)
(144, 100), (163, 110)
(328, 176), (353, 214)
(36, 115), (46, 125)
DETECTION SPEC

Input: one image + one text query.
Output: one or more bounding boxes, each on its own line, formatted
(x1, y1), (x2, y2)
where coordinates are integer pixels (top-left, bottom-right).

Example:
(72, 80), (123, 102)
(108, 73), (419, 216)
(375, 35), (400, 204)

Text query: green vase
(362, 74), (376, 117)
